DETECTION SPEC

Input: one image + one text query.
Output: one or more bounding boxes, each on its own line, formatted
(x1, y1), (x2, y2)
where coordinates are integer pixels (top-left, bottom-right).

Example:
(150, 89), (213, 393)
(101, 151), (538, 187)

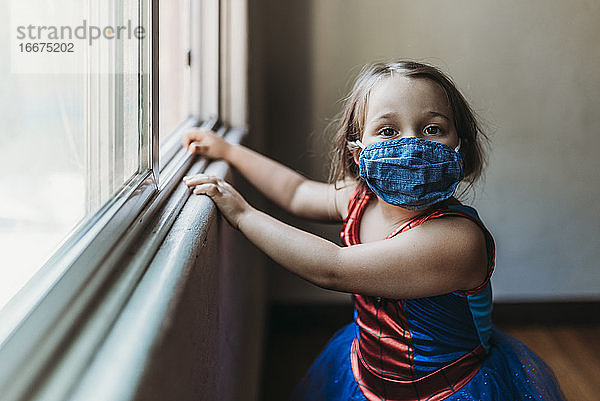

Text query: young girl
(182, 61), (566, 401)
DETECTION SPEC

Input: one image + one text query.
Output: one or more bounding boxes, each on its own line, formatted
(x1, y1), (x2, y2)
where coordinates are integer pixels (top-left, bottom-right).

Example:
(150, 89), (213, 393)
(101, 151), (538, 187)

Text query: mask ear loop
(349, 140), (365, 150)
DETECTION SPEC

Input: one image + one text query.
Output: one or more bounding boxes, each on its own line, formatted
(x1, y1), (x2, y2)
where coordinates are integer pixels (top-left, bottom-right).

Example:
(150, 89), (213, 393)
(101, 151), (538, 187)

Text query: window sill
(0, 128), (248, 401)
(71, 128), (248, 400)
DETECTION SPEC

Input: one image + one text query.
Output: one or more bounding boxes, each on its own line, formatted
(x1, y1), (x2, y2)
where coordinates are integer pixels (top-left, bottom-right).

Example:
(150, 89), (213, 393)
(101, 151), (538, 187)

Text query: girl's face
(360, 76), (459, 150)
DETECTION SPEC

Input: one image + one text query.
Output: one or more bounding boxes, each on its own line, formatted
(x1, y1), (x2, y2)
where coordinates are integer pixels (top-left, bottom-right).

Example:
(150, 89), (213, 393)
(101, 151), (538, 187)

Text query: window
(157, 0), (219, 171)
(1, 0), (155, 395)
(1, 0), (152, 312)
(157, 0), (197, 171)
(0, 0), (246, 398)
(159, 0), (192, 142)
(1, 0), (225, 315)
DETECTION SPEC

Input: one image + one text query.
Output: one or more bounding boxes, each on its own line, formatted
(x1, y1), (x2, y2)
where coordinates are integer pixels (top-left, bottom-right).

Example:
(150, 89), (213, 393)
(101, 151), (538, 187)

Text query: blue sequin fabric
(291, 323), (567, 401)
(445, 327), (566, 400)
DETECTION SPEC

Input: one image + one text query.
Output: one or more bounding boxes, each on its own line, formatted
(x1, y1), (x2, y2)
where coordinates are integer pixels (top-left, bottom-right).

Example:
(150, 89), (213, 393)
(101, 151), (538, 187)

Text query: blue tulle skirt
(290, 323), (566, 401)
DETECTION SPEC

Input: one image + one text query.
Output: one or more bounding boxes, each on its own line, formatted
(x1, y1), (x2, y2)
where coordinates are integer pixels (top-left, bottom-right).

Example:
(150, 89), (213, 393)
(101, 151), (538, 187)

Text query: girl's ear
(347, 140), (364, 166)
(352, 150), (360, 166)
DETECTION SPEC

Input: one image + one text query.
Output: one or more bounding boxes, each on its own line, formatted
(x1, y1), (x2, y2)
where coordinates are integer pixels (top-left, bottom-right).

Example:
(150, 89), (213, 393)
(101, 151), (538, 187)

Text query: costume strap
(388, 207), (496, 296)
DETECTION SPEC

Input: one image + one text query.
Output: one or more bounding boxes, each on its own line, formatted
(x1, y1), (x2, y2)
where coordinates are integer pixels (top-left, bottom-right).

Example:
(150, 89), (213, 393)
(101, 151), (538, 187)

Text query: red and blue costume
(291, 186), (566, 401)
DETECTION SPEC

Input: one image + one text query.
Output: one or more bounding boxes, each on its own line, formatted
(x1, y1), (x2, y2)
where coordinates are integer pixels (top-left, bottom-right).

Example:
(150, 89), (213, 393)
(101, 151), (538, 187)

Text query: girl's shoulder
(414, 204), (495, 295)
(412, 204), (492, 253)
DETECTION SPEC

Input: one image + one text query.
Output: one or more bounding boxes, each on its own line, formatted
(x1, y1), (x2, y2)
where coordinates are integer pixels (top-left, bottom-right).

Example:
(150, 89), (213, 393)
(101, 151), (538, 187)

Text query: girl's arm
(183, 129), (355, 221)
(184, 174), (489, 300)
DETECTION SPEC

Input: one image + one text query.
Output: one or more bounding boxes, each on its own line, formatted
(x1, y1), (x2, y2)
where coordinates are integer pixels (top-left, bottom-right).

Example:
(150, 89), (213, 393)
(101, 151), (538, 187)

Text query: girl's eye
(379, 128), (399, 137)
(423, 125), (443, 136)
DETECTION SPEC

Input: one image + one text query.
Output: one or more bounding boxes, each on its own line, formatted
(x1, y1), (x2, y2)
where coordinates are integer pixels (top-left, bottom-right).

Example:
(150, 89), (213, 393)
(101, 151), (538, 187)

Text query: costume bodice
(341, 185), (496, 401)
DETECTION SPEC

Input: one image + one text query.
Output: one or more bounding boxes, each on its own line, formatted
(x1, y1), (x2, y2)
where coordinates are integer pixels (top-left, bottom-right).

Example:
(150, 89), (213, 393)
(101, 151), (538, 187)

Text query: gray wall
(252, 0), (600, 302)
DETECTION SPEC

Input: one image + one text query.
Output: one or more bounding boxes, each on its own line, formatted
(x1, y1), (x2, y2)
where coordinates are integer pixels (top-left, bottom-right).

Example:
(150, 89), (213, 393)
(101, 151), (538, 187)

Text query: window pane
(159, 0), (192, 141)
(1, 0), (146, 311)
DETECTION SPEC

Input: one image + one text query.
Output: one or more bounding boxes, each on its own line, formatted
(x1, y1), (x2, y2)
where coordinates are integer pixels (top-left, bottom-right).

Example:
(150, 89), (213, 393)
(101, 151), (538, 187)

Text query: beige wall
(252, 0), (600, 302)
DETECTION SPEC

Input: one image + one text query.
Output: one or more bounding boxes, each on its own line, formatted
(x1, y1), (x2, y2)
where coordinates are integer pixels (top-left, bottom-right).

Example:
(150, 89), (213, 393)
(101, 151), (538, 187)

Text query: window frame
(0, 0), (235, 398)
(0, 0), (157, 396)
(158, 0), (220, 171)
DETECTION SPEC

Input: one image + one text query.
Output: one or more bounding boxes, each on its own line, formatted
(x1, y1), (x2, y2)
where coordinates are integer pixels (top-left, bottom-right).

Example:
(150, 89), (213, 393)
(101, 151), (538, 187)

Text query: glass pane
(159, 0), (192, 141)
(0, 0), (145, 311)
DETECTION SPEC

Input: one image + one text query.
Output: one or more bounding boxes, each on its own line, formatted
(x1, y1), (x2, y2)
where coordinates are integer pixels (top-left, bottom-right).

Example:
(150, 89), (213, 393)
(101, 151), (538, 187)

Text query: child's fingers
(182, 173), (220, 187)
(192, 183), (221, 197)
(182, 128), (214, 149)
(182, 132), (200, 148)
(189, 142), (208, 154)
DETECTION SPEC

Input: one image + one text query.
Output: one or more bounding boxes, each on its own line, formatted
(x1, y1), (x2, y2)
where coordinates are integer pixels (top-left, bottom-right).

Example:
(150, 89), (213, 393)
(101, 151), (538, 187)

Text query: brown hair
(329, 60), (488, 194)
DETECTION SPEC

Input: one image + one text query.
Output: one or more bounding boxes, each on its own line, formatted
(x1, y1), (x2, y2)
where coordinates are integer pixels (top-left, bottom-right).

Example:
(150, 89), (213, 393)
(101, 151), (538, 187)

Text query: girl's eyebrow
(371, 112), (398, 122)
(371, 111), (451, 122)
(426, 111), (451, 121)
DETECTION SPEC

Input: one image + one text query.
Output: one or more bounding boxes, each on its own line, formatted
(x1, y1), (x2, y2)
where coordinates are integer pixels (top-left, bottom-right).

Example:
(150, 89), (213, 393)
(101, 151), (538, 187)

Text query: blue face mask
(354, 137), (463, 210)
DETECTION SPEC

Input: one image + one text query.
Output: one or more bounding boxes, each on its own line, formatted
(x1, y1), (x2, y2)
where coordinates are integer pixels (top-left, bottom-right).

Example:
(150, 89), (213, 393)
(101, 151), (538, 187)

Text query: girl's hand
(182, 128), (232, 160)
(183, 174), (252, 230)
